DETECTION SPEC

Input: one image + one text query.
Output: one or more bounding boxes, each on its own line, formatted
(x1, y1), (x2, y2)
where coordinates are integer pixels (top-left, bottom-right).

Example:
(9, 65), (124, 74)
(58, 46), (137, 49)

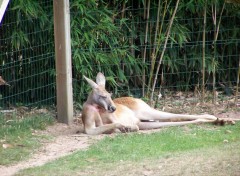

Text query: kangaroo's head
(84, 72), (116, 113)
(0, 76), (10, 86)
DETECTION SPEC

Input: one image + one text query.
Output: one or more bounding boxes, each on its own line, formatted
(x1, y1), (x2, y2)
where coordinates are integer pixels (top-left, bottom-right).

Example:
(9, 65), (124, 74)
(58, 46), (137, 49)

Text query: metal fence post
(53, 0), (73, 124)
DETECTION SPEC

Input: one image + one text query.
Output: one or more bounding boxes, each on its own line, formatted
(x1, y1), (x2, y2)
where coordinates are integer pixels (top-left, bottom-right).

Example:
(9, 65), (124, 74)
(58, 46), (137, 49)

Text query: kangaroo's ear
(83, 75), (98, 89)
(96, 72), (106, 87)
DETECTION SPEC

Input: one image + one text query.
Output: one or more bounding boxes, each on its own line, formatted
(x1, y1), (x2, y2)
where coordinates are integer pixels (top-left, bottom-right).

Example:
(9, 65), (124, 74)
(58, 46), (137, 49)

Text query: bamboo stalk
(202, 1), (207, 102)
(150, 0), (180, 103)
(121, 0), (126, 19)
(212, 2), (225, 104)
(235, 55), (240, 104)
(148, 1), (169, 96)
(120, 0), (126, 73)
(142, 0), (150, 97)
(225, 0), (240, 4)
(212, 3), (217, 104)
(147, 0), (161, 95)
(154, 69), (164, 108)
(216, 2), (225, 40)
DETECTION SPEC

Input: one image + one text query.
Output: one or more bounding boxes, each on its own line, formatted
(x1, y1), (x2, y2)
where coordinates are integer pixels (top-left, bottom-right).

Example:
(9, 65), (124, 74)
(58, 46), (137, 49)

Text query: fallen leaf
(2, 143), (13, 149)
(143, 170), (153, 176)
(0, 139), (6, 143)
(223, 139), (229, 143)
(225, 130), (232, 134)
(85, 158), (97, 163)
(17, 144), (25, 147)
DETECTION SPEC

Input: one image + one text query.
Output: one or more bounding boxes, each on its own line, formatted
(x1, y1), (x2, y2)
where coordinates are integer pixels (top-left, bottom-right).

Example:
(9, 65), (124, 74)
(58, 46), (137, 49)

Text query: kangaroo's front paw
(119, 126), (131, 133)
(114, 123), (131, 133)
(129, 125), (139, 132)
(115, 123), (139, 133)
(114, 123), (128, 132)
(115, 123), (124, 128)
(120, 125), (139, 133)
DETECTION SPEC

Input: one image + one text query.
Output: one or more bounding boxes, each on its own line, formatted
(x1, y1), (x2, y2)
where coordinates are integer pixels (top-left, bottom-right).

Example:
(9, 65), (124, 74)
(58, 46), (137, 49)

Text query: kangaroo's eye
(99, 95), (107, 99)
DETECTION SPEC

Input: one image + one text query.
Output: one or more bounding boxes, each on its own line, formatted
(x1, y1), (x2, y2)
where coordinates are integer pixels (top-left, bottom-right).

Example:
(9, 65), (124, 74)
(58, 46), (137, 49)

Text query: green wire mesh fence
(71, 1), (240, 107)
(0, 0), (55, 108)
(0, 0), (239, 109)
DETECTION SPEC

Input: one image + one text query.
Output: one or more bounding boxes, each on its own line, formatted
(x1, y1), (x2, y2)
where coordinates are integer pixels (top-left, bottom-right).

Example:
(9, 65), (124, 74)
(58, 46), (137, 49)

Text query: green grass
(17, 123), (240, 176)
(0, 113), (55, 165)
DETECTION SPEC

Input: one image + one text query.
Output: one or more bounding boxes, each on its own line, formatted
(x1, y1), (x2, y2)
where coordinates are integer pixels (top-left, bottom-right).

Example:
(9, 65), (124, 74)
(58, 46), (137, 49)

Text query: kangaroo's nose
(108, 105), (116, 112)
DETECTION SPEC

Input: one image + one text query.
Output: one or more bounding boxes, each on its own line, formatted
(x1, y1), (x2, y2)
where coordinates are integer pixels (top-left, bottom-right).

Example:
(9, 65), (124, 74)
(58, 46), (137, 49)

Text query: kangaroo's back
(114, 97), (151, 111)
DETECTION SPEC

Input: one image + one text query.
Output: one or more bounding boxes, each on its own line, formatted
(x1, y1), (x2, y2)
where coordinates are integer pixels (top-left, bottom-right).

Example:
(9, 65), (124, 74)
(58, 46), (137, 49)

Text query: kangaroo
(82, 72), (229, 135)
(0, 76), (10, 86)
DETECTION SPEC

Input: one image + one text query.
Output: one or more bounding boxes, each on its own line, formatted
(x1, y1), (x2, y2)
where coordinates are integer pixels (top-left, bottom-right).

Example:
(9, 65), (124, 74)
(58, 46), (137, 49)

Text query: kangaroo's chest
(90, 104), (113, 124)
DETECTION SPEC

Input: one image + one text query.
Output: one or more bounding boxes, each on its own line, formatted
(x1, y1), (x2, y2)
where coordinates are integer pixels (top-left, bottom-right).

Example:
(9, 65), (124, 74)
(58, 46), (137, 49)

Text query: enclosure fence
(0, 0), (55, 108)
(0, 0), (239, 110)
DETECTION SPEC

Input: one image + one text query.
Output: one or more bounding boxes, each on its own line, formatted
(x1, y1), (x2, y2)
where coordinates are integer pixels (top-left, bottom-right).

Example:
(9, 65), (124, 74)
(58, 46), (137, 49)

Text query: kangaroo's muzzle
(108, 105), (116, 113)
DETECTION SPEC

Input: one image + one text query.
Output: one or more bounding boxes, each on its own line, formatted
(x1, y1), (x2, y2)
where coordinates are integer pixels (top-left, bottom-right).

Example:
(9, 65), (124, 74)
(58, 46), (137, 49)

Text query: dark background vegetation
(0, 0), (239, 108)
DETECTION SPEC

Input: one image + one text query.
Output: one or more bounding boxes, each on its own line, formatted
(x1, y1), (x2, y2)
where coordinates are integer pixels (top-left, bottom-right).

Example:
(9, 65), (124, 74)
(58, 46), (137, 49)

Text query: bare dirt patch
(0, 123), (105, 176)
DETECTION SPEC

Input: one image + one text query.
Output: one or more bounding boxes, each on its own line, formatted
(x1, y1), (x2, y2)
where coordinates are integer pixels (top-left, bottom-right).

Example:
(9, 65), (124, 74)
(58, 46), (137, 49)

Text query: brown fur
(114, 97), (139, 110)
(82, 73), (234, 135)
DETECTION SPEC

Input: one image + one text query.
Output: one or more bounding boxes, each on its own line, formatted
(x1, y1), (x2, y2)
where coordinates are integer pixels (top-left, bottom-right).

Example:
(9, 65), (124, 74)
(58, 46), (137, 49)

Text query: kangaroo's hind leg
(137, 118), (215, 130)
